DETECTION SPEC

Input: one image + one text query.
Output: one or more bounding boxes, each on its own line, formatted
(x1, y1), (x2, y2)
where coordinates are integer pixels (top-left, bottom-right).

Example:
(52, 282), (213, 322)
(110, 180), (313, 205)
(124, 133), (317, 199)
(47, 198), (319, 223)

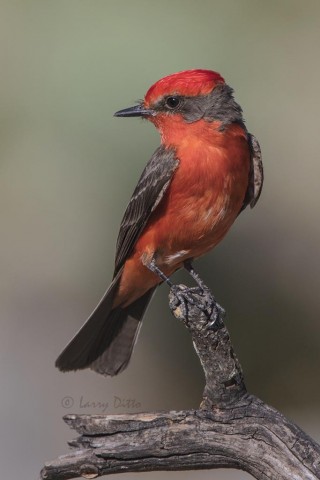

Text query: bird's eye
(165, 96), (181, 109)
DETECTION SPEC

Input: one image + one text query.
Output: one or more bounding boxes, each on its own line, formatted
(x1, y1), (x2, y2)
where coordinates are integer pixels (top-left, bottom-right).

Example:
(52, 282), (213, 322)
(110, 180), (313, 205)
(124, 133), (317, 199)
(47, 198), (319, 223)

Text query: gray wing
(241, 133), (264, 211)
(114, 145), (179, 274)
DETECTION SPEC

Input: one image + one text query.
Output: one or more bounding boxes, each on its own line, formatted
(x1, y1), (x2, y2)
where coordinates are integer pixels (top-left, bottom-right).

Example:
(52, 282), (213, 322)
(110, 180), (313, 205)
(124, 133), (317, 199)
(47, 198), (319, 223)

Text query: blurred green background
(1, 1), (320, 479)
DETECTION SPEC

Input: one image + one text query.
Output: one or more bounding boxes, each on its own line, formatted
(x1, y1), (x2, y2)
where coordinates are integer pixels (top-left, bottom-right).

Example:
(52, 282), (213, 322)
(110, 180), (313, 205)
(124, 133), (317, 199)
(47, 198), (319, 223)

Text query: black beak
(114, 104), (155, 118)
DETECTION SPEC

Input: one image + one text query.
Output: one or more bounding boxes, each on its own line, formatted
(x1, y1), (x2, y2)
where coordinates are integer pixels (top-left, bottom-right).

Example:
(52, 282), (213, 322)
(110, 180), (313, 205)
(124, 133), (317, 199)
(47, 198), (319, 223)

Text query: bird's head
(114, 69), (243, 142)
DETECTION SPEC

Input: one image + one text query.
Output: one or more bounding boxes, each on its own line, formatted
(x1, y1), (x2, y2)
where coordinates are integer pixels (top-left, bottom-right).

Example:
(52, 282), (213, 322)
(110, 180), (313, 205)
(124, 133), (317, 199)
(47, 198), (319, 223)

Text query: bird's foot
(170, 284), (225, 330)
(207, 300), (225, 331)
(170, 284), (207, 316)
(146, 258), (225, 330)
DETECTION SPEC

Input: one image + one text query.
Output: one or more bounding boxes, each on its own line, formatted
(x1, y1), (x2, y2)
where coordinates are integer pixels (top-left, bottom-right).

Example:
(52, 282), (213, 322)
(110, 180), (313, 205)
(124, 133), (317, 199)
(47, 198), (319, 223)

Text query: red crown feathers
(144, 69), (225, 106)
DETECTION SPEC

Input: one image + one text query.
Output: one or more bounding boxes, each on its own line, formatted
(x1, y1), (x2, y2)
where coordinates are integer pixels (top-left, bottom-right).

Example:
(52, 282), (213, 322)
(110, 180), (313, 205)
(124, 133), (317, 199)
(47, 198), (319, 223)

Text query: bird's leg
(182, 260), (225, 325)
(171, 260), (213, 318)
(146, 258), (205, 315)
(183, 260), (209, 293)
(147, 258), (173, 287)
(146, 258), (224, 327)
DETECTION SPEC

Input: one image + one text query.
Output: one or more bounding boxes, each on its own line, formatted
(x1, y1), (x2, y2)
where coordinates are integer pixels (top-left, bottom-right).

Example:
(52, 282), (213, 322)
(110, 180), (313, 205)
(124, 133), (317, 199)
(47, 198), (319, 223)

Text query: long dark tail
(55, 271), (156, 376)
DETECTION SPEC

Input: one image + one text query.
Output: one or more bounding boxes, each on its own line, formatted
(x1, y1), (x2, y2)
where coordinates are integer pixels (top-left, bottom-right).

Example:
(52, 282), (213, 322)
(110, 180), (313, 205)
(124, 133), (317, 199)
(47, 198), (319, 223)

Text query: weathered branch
(40, 285), (320, 480)
(169, 286), (247, 408)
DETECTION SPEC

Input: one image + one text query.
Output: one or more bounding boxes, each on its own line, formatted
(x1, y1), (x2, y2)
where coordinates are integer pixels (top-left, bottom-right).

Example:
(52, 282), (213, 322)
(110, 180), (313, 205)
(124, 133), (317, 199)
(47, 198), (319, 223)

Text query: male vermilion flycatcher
(56, 69), (263, 376)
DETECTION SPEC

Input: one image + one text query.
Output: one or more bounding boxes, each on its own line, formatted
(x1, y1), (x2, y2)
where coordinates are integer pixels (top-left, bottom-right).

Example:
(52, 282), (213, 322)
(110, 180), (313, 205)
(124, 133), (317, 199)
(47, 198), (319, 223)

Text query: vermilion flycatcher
(56, 69), (263, 376)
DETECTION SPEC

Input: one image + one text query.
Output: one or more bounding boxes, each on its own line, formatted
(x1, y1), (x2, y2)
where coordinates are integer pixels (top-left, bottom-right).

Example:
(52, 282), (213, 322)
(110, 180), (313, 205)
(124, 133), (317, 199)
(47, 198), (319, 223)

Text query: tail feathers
(55, 269), (156, 376)
(90, 288), (156, 376)
(55, 271), (122, 372)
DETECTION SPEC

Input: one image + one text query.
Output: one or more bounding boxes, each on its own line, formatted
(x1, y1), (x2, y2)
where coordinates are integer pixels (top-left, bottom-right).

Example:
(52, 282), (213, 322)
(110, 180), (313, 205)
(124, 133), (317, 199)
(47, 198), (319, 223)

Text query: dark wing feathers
(56, 145), (178, 375)
(114, 145), (179, 274)
(241, 133), (264, 211)
(248, 133), (263, 208)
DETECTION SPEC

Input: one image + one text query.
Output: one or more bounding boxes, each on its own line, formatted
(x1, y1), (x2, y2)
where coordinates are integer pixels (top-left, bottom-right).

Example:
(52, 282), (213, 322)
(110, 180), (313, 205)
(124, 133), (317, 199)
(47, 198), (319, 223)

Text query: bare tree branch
(40, 286), (320, 480)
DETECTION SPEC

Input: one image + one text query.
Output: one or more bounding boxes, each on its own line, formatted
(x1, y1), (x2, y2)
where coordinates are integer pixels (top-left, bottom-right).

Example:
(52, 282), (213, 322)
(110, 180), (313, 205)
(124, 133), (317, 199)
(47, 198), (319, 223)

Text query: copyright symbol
(61, 396), (74, 408)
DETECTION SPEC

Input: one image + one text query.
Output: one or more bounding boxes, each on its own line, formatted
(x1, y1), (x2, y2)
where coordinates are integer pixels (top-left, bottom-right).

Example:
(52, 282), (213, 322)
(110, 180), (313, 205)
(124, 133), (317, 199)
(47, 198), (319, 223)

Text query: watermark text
(61, 395), (141, 412)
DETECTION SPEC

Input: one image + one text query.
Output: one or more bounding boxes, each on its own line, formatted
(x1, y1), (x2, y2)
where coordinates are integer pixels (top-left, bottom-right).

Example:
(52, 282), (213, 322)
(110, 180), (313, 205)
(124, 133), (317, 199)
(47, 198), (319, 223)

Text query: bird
(55, 69), (263, 377)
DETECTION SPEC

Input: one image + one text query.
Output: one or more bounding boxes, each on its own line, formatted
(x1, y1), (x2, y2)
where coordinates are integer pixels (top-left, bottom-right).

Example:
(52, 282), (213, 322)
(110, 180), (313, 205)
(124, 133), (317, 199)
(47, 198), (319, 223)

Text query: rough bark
(40, 285), (320, 480)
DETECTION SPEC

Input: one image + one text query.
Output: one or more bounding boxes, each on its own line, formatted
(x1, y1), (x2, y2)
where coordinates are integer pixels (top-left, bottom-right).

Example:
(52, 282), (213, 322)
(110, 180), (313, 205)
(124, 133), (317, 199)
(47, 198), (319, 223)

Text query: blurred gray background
(1, 1), (320, 479)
